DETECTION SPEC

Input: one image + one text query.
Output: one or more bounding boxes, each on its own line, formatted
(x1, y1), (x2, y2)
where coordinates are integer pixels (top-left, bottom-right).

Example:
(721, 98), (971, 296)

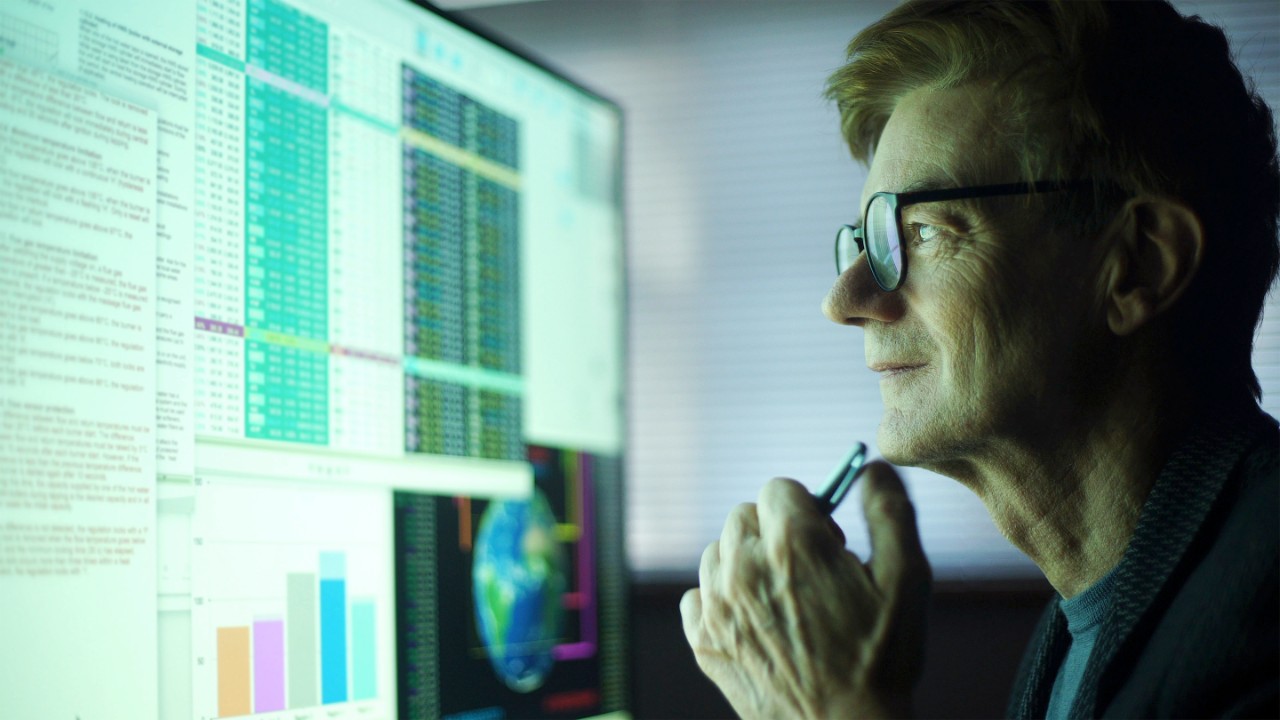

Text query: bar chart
(191, 478), (396, 719)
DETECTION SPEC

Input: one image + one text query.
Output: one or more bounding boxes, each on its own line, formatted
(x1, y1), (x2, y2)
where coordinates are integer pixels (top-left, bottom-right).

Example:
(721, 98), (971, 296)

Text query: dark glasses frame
(835, 180), (1091, 291)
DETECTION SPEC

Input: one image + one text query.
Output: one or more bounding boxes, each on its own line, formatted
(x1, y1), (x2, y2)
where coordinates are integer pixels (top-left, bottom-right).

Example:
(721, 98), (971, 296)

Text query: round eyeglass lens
(835, 225), (859, 275)
(864, 195), (903, 289)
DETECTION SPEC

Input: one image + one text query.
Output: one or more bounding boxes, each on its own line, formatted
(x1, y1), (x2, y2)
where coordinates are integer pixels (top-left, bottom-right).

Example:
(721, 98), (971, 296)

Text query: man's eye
(913, 223), (943, 242)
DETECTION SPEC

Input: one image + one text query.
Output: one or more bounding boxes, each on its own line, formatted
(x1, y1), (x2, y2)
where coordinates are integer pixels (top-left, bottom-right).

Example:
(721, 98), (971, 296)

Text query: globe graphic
(472, 490), (567, 693)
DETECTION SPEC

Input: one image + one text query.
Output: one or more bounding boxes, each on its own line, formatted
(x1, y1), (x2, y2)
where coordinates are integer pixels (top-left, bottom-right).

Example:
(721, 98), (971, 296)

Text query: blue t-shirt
(1046, 566), (1120, 719)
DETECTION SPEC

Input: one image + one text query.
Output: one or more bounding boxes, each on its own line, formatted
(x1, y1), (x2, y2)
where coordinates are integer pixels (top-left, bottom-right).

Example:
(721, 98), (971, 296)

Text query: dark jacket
(1007, 406), (1279, 719)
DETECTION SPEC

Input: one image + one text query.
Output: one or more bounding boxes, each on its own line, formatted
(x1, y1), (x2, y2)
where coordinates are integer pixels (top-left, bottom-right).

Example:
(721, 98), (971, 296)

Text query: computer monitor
(0, 0), (627, 717)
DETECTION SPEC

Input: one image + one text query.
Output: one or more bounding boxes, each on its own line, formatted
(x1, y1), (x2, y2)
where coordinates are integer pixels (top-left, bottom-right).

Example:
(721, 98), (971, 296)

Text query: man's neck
(937, 383), (1194, 598)
(994, 421), (1168, 599)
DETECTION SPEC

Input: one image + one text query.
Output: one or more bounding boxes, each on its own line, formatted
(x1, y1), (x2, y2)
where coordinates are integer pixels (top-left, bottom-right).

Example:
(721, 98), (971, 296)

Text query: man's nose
(821, 251), (905, 326)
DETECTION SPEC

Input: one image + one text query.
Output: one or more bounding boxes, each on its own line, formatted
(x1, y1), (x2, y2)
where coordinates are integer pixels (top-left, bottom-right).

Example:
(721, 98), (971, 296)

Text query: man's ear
(1101, 196), (1205, 336)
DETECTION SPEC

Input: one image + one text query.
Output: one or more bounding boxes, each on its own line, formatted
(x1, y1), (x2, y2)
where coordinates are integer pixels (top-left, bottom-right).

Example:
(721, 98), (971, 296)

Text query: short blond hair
(826, 0), (1280, 400)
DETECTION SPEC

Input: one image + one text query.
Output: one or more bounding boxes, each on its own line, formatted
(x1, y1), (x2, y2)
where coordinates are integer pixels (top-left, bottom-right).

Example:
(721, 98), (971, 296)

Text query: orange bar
(457, 497), (472, 552)
(217, 626), (251, 717)
(566, 450), (581, 525)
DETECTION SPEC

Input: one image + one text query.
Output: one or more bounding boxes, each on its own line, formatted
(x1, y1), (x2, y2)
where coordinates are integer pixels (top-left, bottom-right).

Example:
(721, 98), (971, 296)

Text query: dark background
(629, 578), (1053, 719)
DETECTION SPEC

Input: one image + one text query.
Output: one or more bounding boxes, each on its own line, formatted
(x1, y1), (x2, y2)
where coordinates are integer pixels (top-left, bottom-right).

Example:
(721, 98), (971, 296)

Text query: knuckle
(700, 541), (719, 567)
(727, 552), (762, 590)
(699, 542), (720, 584)
(692, 647), (723, 677)
(764, 526), (796, 569)
(759, 476), (802, 505)
(727, 502), (757, 529)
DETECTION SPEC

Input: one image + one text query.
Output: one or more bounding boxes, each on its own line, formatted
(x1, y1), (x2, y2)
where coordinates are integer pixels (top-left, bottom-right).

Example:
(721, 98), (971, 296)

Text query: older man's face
(823, 84), (1103, 471)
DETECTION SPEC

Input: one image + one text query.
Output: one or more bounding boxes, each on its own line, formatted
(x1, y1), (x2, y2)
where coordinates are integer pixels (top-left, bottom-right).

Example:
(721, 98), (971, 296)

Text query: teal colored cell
(244, 339), (329, 445)
(196, 43), (245, 72)
(245, 76), (328, 342)
(247, 0), (328, 93)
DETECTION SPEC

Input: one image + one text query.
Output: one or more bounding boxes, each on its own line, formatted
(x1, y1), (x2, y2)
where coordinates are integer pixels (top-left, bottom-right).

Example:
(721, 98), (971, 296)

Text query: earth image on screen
(472, 489), (568, 693)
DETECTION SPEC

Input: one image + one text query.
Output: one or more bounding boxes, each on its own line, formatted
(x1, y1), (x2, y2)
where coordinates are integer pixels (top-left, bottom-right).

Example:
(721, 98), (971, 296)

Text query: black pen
(814, 442), (868, 514)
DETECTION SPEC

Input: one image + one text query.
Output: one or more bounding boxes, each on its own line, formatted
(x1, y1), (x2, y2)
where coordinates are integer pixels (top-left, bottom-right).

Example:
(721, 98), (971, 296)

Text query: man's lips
(868, 362), (927, 377)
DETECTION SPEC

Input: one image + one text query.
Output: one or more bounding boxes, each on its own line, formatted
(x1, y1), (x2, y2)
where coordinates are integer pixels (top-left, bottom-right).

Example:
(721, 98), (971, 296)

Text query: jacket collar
(1008, 405), (1276, 719)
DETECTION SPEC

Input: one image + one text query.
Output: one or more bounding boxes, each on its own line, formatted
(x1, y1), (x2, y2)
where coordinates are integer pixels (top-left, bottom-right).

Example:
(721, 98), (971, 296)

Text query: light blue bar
(402, 357), (524, 395)
(351, 601), (376, 700)
(319, 551), (345, 580)
(332, 100), (400, 135)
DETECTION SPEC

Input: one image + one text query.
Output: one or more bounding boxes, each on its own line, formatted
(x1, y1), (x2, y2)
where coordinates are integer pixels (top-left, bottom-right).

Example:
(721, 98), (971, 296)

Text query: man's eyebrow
(899, 176), (959, 194)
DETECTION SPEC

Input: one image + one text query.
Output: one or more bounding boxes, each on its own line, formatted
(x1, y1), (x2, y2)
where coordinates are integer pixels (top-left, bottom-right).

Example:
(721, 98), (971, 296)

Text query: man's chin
(876, 409), (988, 482)
(875, 410), (944, 468)
(875, 416), (923, 467)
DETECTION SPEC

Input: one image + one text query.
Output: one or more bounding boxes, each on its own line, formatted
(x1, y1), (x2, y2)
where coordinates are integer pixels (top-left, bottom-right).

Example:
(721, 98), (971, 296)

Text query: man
(680, 1), (1279, 717)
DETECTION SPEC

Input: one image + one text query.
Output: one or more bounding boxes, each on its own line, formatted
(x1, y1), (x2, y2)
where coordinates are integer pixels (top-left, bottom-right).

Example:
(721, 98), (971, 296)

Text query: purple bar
(554, 453), (598, 662)
(583, 454), (597, 647)
(554, 641), (595, 661)
(195, 316), (246, 338)
(329, 344), (401, 365)
(253, 619), (286, 712)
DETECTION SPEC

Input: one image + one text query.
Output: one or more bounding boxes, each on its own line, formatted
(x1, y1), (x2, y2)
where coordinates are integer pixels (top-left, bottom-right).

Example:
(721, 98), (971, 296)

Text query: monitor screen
(0, 0), (628, 717)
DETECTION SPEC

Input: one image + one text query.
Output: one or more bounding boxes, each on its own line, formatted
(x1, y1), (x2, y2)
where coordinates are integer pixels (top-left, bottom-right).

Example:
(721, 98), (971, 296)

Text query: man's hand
(680, 462), (931, 719)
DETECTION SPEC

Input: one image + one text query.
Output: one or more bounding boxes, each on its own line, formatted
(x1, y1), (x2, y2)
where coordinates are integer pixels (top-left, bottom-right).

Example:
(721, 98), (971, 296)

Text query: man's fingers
(720, 502), (759, 576)
(757, 477), (845, 576)
(680, 587), (704, 646)
(699, 539), (721, 594)
(681, 588), (736, 685)
(756, 477), (831, 542)
(860, 461), (931, 595)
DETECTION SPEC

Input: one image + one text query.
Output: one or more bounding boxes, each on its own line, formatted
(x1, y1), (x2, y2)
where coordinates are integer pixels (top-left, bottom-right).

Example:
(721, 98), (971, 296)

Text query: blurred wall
(453, 0), (1277, 716)
(450, 1), (1059, 716)
(451, 0), (1280, 579)
(454, 0), (1051, 580)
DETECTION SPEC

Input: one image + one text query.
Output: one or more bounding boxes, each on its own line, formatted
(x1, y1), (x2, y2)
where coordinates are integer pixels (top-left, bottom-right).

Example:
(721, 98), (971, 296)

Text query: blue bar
(351, 600), (376, 700)
(319, 552), (347, 703)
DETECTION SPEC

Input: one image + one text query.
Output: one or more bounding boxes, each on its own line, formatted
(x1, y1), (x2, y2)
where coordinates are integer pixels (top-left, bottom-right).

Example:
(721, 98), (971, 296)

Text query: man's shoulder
(1209, 408), (1278, 545)
(1150, 406), (1276, 631)
(1104, 410), (1278, 717)
(1005, 411), (1278, 720)
(1235, 411), (1280, 495)
(1200, 409), (1279, 574)
(1167, 411), (1277, 614)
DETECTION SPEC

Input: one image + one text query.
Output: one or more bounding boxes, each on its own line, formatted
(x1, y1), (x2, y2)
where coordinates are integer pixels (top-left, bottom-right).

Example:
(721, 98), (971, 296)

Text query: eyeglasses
(835, 180), (1089, 291)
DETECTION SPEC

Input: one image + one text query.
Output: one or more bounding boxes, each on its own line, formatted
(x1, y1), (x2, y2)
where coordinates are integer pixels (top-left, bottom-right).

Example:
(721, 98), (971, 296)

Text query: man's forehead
(861, 84), (1009, 204)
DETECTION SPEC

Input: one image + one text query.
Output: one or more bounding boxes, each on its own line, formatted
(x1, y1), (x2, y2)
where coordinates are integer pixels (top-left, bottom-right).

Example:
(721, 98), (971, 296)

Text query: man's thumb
(860, 461), (930, 595)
